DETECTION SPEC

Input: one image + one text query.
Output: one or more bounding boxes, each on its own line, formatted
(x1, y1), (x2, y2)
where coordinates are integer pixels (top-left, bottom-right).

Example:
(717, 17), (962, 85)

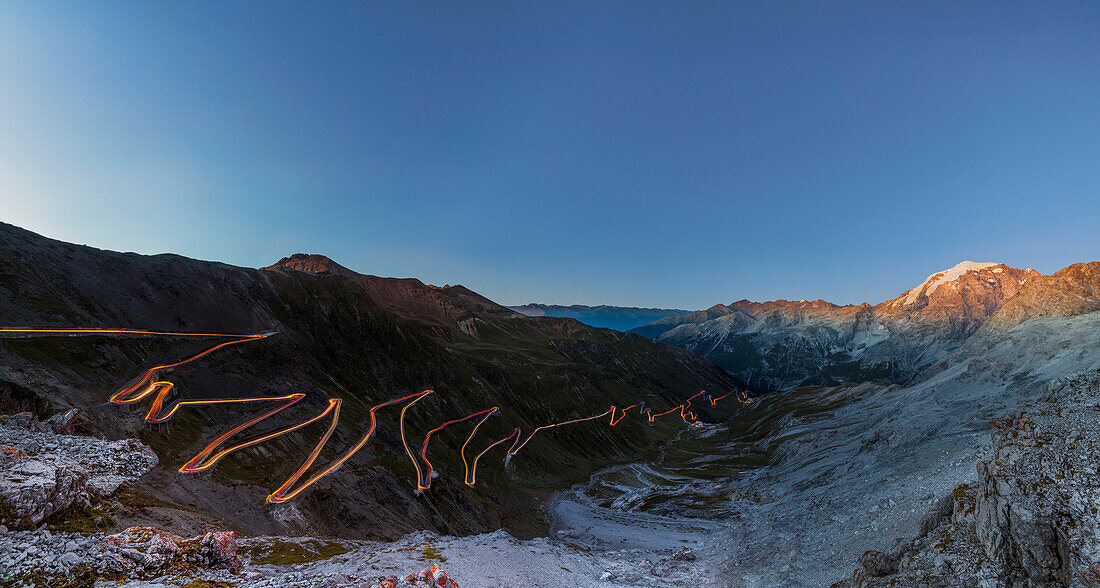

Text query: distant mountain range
(507, 304), (693, 332)
(627, 261), (1080, 390)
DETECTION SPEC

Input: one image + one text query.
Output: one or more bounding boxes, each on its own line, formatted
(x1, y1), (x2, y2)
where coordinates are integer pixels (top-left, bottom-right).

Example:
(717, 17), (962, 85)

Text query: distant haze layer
(508, 304), (693, 332)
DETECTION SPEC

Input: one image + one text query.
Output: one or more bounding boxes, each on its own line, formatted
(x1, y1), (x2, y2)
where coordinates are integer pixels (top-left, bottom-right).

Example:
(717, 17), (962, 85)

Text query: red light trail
(0, 328), (748, 502)
(415, 406), (499, 491)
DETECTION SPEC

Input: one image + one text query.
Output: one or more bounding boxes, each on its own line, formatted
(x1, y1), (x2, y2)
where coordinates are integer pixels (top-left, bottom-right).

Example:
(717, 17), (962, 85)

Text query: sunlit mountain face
(631, 261), (1041, 390)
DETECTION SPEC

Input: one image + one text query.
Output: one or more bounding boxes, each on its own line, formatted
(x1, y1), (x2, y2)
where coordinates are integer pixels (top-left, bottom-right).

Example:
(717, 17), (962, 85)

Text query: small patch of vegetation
(182, 580), (237, 588)
(44, 500), (116, 533)
(417, 546), (447, 563)
(935, 529), (955, 550)
(0, 496), (34, 531)
(241, 539), (349, 566)
(1, 564), (126, 588)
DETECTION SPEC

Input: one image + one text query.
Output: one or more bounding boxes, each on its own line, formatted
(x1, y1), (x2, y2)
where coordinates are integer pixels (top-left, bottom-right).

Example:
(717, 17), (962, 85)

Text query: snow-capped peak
(901, 261), (1003, 306)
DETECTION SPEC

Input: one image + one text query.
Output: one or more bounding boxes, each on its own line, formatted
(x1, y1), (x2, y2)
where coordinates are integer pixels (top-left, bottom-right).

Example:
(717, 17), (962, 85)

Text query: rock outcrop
(103, 526), (241, 574)
(370, 563), (461, 588)
(972, 370), (1100, 586)
(0, 525), (241, 585)
(0, 412), (157, 528)
(842, 484), (998, 587)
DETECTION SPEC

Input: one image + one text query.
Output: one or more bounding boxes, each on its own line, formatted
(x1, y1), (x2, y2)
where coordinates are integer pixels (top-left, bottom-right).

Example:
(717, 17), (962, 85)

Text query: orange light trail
(461, 419), (512, 487)
(679, 389), (707, 421)
(0, 328), (264, 337)
(268, 390), (432, 503)
(108, 333), (268, 417)
(647, 405), (682, 422)
(398, 390), (434, 491)
(609, 404), (641, 426)
(0, 327), (748, 502)
(505, 407), (616, 456)
(415, 407), (499, 490)
(181, 397), (339, 473)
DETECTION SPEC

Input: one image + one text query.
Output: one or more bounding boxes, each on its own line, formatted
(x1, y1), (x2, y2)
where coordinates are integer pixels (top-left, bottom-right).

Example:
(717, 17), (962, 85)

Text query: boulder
(370, 563), (460, 588)
(101, 526), (241, 574)
(103, 526), (182, 572)
(45, 408), (80, 434)
(179, 530), (242, 572)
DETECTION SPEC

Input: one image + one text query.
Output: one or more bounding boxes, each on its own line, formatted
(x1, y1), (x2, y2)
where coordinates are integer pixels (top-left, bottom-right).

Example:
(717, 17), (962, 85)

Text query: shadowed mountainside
(269, 253), (519, 327)
(0, 222), (744, 541)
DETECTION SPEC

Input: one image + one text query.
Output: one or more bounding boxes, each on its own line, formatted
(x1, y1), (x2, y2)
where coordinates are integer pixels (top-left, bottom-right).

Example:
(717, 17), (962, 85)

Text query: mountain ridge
(631, 261), (1048, 389)
(0, 222), (744, 540)
(268, 253), (520, 327)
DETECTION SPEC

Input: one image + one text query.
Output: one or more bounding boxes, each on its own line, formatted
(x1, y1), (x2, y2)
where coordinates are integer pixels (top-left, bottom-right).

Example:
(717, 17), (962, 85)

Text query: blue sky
(2, 2), (1098, 309)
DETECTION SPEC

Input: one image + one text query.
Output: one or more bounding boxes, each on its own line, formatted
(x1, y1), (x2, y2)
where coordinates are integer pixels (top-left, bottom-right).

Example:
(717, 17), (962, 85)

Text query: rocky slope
(0, 412), (157, 529)
(508, 304), (693, 332)
(980, 261), (1100, 331)
(0, 222), (743, 542)
(633, 261), (1041, 390)
(841, 369), (1100, 587)
(0, 412), (708, 588)
(703, 262), (1100, 585)
(0, 519), (702, 588)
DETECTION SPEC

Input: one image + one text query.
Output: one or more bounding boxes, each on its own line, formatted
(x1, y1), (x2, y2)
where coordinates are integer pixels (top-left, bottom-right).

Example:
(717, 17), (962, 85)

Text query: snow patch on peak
(901, 261), (1003, 306)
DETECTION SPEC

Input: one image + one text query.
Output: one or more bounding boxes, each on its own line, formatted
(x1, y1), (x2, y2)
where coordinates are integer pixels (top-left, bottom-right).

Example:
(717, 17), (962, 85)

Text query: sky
(2, 2), (1099, 310)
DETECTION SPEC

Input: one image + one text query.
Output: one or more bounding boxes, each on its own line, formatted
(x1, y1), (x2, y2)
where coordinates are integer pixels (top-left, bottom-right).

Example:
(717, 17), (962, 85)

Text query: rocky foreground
(16, 370), (1100, 586)
(0, 412), (703, 587)
(841, 369), (1100, 587)
(1, 522), (704, 587)
(0, 411), (158, 529)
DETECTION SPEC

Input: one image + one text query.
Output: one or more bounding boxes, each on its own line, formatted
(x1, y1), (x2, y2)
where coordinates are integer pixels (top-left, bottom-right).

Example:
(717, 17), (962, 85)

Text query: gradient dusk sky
(2, 2), (1098, 309)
